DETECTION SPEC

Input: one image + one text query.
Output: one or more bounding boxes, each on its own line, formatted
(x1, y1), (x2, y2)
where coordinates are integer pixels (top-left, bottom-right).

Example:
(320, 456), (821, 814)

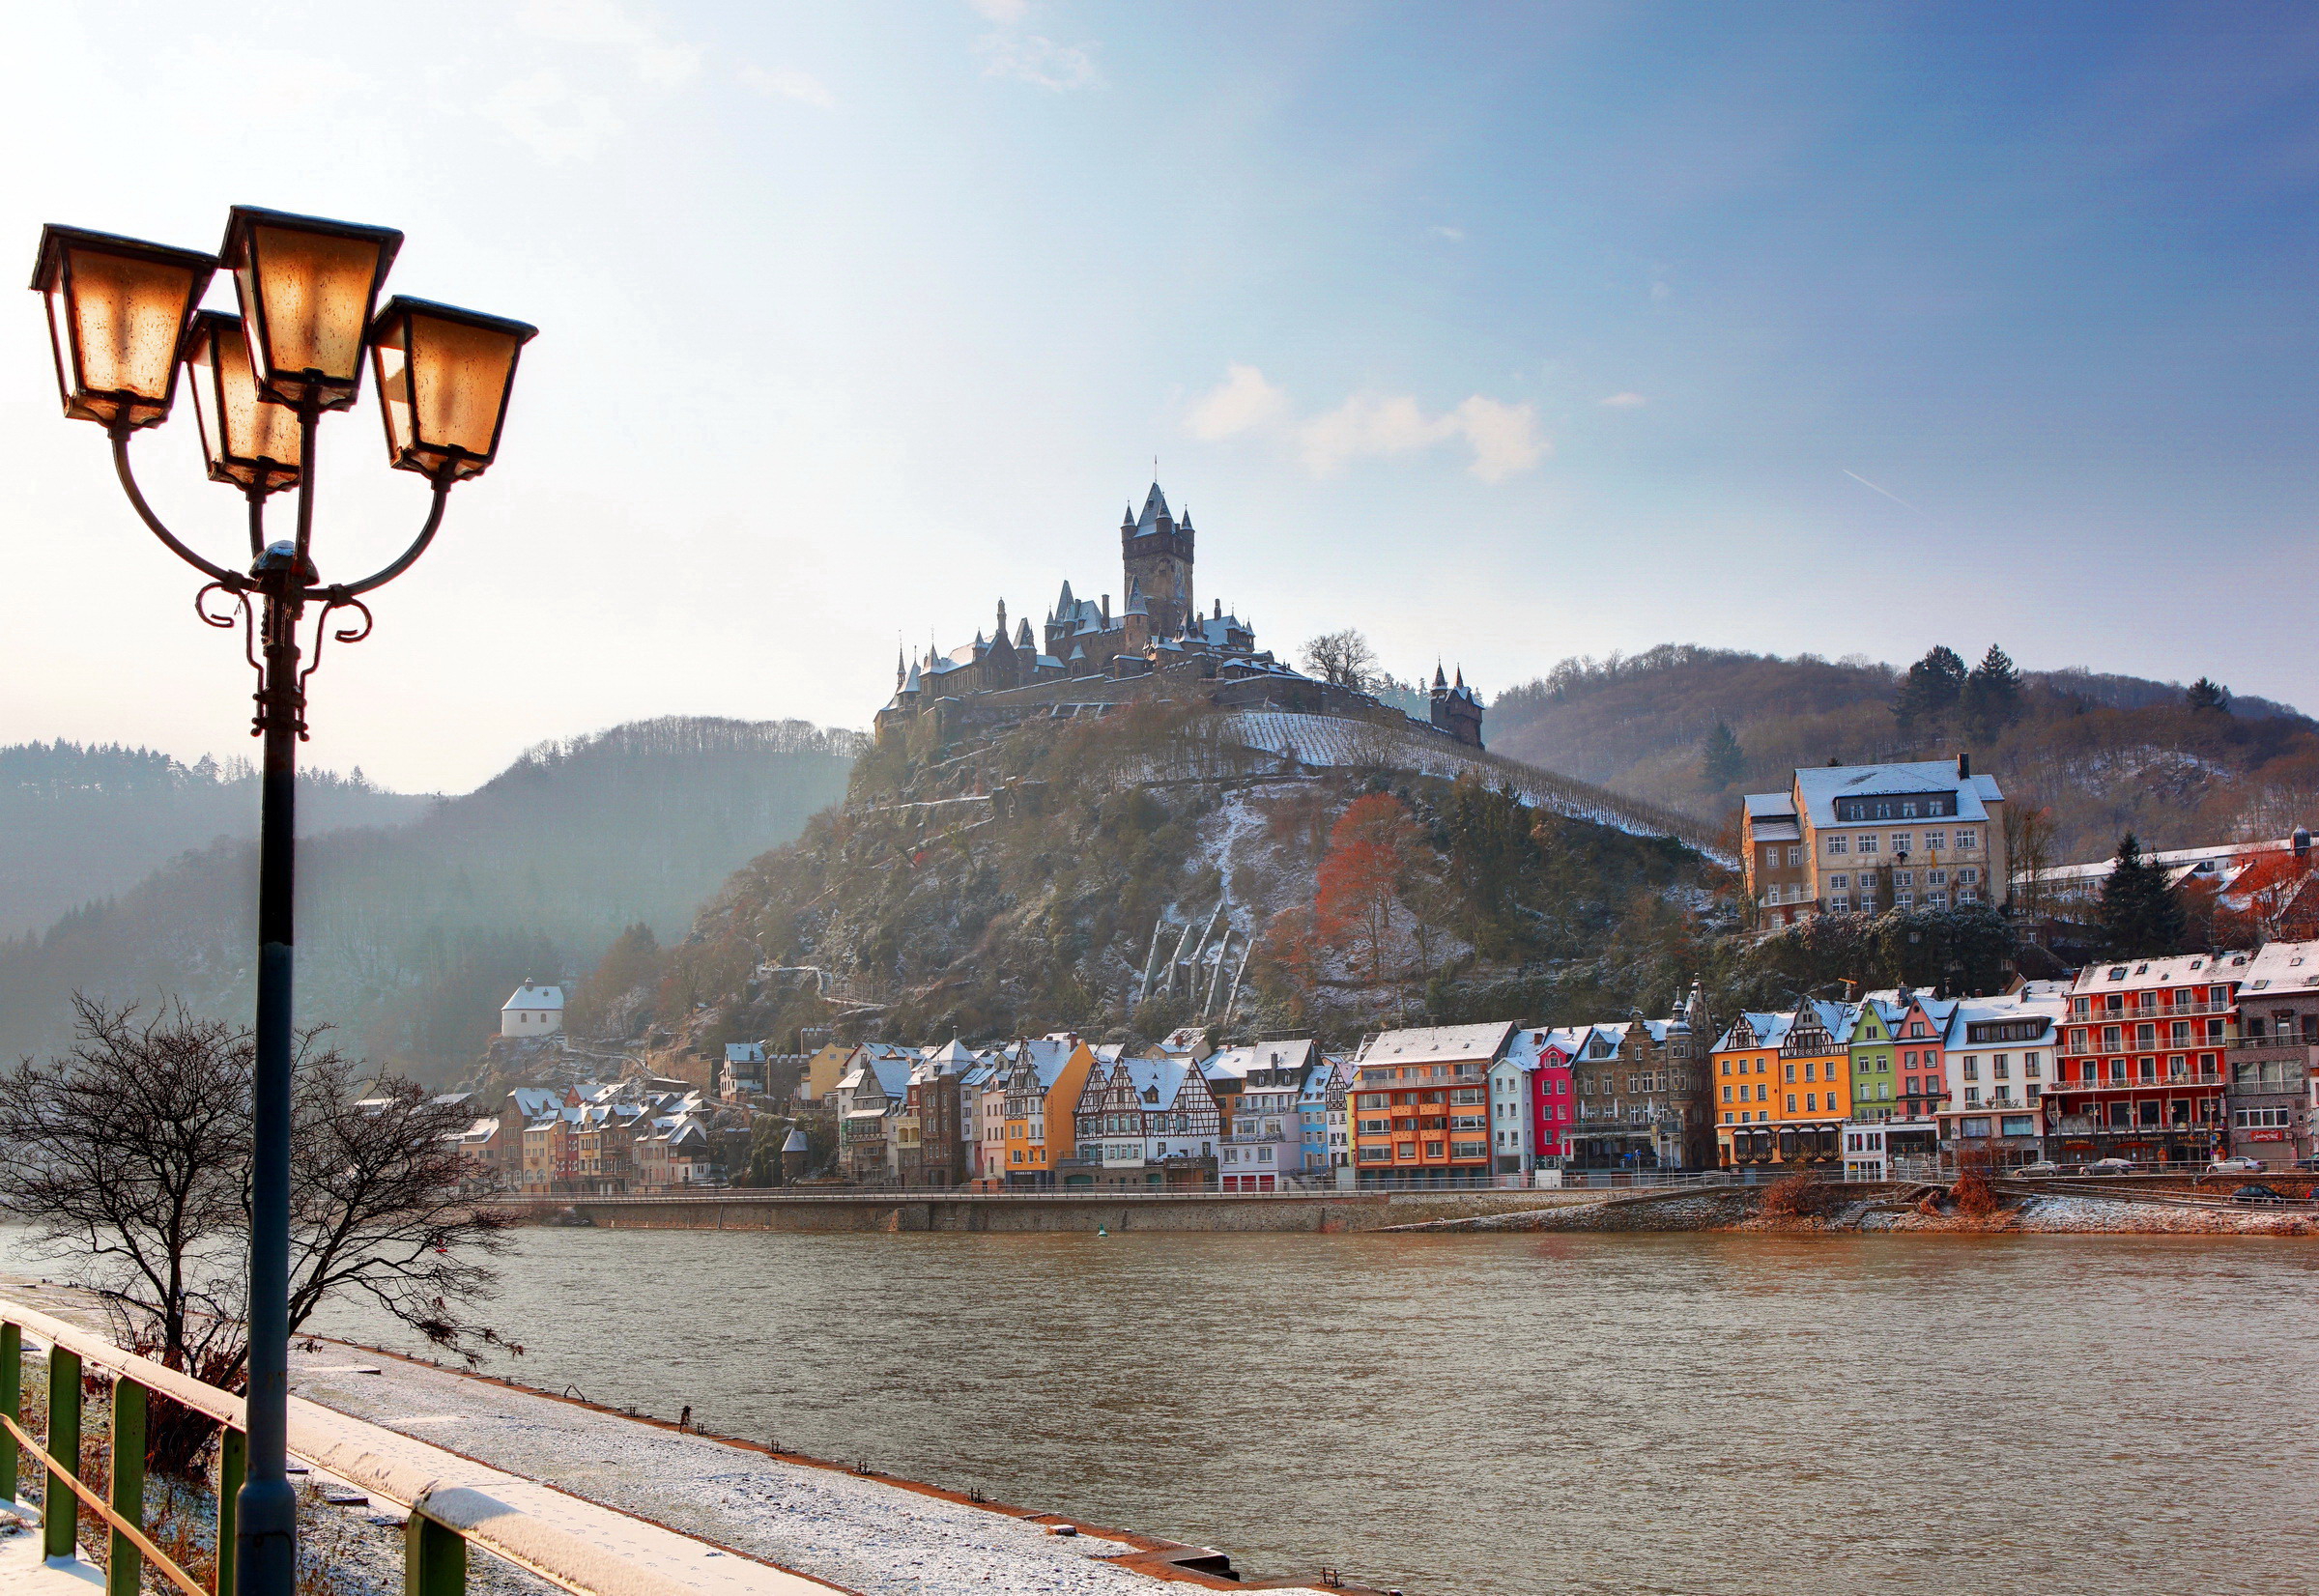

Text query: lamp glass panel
(64, 246), (200, 425)
(372, 319), (415, 464)
(412, 312), (518, 465)
(190, 316), (301, 491)
(242, 224), (381, 392)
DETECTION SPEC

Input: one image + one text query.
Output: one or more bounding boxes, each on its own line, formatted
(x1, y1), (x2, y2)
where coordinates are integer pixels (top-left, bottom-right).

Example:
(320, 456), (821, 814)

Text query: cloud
(739, 65), (836, 109)
(1598, 391), (1647, 408)
(968, 0), (1031, 19)
(976, 32), (1102, 90)
(1429, 224), (1466, 242)
(520, 0), (700, 87)
(482, 70), (621, 161)
(1187, 365), (1289, 441)
(1296, 391), (1546, 482)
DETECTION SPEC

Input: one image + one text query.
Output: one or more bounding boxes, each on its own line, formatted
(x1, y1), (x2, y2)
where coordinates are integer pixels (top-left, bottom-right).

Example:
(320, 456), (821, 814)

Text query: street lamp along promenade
(30, 207), (533, 1596)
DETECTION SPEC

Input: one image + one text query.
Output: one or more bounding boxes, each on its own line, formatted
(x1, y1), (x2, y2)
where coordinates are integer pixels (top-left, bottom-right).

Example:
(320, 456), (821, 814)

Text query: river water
(275, 1231), (2319, 1592)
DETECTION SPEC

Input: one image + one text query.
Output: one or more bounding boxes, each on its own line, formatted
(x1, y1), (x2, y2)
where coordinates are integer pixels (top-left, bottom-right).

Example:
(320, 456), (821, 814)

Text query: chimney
(1957, 752), (1971, 780)
(1101, 595), (1110, 627)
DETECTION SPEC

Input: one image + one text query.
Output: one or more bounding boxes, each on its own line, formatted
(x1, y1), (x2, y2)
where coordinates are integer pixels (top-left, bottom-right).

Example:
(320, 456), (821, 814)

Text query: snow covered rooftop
(1359, 1021), (1516, 1067)
(2243, 939), (2319, 991)
(501, 983), (563, 1012)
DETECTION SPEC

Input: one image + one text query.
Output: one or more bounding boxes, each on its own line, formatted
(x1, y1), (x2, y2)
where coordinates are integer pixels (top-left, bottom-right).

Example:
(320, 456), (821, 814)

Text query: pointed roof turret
(902, 662), (922, 693)
(1016, 618), (1034, 647)
(1134, 481), (1172, 533)
(1433, 662), (1448, 691)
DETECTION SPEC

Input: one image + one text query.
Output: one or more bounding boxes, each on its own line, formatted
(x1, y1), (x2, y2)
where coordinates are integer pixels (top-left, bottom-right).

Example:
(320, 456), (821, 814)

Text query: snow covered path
(288, 1343), (1306, 1596)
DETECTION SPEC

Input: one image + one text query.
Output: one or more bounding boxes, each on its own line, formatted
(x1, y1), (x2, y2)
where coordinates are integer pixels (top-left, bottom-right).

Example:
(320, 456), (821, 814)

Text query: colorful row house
(2043, 953), (2244, 1164)
(1714, 999), (1854, 1169)
(2226, 939), (2319, 1162)
(1350, 1022), (1516, 1184)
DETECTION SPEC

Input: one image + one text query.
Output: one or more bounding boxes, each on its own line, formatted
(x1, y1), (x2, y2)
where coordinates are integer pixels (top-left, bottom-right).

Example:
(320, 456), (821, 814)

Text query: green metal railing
(0, 1296), (839, 1596)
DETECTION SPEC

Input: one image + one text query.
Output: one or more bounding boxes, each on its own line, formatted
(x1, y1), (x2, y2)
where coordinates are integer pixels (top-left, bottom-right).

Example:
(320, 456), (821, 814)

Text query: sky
(5, 1), (2318, 793)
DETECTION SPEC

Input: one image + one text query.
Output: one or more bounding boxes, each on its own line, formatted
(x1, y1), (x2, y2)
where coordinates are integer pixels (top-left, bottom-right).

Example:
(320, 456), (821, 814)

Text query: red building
(2046, 952), (2249, 1164)
(1529, 1028), (1580, 1166)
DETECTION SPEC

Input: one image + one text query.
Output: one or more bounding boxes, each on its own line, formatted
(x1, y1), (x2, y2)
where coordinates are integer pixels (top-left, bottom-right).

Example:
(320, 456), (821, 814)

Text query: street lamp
(30, 208), (533, 1596)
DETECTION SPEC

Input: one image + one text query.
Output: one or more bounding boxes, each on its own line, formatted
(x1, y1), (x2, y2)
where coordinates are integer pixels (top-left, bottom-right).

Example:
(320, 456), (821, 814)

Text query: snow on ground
(1214, 711), (1728, 859)
(287, 1344), (1232, 1596)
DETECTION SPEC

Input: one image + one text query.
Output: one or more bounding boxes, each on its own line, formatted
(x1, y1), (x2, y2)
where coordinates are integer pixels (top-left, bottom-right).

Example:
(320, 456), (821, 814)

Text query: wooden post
(108, 1377), (145, 1596)
(405, 1509), (467, 1596)
(0, 1323), (18, 1505)
(43, 1345), (80, 1560)
(215, 1427), (244, 1596)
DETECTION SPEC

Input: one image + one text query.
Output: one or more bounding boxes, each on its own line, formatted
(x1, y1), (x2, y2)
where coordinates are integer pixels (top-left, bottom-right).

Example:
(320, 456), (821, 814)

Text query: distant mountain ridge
(0, 717), (856, 1070)
(1486, 644), (2319, 863)
(0, 740), (431, 937)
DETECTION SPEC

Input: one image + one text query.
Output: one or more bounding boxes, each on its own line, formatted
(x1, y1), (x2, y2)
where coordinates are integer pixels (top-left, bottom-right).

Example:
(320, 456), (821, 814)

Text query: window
(1804, 1062), (1817, 1082)
(1805, 1093), (1818, 1111)
(1992, 1055), (2010, 1080)
(1395, 1143), (1416, 1160)
(1721, 1059), (1732, 1075)
(1956, 831), (1978, 852)
(1788, 846), (1802, 867)
(1827, 835), (1848, 855)
(1722, 1084), (1732, 1103)
(1786, 1094), (1797, 1112)
(1958, 868), (1978, 885)
(2236, 1107), (2292, 1128)
(1896, 893), (1913, 908)
(2000, 1115), (2036, 1138)
(1892, 834), (1913, 854)
(1964, 1087), (1980, 1105)
(1925, 830), (1947, 851)
(1828, 873), (1849, 890)
(1857, 834), (1878, 854)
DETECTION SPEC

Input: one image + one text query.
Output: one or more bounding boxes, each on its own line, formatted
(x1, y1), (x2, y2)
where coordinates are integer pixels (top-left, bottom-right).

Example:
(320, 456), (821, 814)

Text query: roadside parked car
(2294, 1155), (2319, 1172)
(2231, 1183), (2287, 1205)
(2210, 1155), (2266, 1172)
(2088, 1157), (2136, 1173)
(2016, 1160), (2060, 1176)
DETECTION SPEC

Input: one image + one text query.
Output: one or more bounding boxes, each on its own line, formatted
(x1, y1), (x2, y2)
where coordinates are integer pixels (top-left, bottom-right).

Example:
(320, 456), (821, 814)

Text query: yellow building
(999, 1034), (1098, 1186)
(797, 1040), (855, 1107)
(1715, 1000), (1855, 1169)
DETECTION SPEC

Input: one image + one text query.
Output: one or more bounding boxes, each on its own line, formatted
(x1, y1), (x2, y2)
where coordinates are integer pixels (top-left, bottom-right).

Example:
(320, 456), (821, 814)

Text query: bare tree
(0, 997), (519, 1387)
(1301, 629), (1381, 694)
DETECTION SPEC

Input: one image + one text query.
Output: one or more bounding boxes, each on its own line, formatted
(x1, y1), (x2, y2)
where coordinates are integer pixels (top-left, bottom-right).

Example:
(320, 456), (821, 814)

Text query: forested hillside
(1487, 645), (2319, 863)
(0, 718), (855, 1070)
(0, 741), (429, 936)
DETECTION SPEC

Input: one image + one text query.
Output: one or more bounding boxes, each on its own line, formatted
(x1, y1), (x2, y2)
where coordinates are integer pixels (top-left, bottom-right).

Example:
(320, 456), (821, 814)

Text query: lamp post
(30, 209), (533, 1596)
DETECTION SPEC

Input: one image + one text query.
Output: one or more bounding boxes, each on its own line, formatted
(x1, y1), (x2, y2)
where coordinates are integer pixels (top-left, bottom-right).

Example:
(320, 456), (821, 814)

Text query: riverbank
(1388, 1184), (2319, 1235)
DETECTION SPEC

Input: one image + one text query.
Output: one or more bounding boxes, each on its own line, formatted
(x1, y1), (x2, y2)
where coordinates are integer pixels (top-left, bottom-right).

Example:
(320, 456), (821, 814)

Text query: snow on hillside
(1214, 711), (1731, 862)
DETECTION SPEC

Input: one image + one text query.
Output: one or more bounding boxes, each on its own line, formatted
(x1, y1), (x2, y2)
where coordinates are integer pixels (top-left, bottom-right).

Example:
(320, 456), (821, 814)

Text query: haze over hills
(0, 718), (855, 1070)
(1487, 645), (2319, 865)
(0, 742), (432, 937)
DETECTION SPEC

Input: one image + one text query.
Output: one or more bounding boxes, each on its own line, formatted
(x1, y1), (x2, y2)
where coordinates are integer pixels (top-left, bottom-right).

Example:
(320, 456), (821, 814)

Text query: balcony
(2047, 1074), (2222, 1095)
(2227, 1035), (2319, 1054)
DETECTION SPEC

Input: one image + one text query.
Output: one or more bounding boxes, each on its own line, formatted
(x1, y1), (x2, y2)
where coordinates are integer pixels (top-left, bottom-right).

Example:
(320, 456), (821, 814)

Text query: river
(183, 1230), (2319, 1592)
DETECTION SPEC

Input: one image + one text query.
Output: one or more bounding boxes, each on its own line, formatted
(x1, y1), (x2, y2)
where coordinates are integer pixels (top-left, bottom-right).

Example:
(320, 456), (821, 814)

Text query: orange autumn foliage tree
(1316, 792), (1424, 982)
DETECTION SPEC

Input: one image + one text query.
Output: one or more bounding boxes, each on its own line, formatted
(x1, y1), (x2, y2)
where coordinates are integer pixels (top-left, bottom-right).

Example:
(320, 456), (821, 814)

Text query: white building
(1488, 1038), (1541, 1175)
(500, 982), (565, 1038)
(1942, 988), (2067, 1164)
(1205, 1040), (1313, 1191)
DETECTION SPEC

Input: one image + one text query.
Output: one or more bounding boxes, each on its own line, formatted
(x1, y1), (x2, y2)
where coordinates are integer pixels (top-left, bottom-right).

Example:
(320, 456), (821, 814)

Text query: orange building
(1350, 1022), (1518, 1185)
(1715, 999), (1855, 1169)
(998, 1034), (1098, 1187)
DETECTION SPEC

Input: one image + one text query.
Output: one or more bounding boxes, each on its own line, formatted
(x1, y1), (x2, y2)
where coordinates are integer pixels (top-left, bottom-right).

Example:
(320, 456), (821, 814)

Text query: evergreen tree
(1959, 644), (2023, 742)
(2186, 676), (2231, 714)
(2096, 832), (2188, 957)
(1701, 721), (1745, 789)
(1892, 645), (1968, 738)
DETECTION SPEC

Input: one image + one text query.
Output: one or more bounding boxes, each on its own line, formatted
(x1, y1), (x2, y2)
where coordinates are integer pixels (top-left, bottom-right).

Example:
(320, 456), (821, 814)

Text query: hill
(0, 741), (430, 936)
(1486, 644), (2319, 864)
(0, 718), (855, 1070)
(580, 704), (1733, 1057)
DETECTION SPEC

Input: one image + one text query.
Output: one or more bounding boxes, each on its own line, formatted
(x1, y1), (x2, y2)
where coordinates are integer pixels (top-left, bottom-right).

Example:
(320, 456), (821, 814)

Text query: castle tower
(1121, 482), (1194, 640)
(1431, 664), (1485, 749)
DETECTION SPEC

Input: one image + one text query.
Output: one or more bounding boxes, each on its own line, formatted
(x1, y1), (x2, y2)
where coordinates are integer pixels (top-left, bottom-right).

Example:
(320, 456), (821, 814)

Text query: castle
(874, 482), (1484, 750)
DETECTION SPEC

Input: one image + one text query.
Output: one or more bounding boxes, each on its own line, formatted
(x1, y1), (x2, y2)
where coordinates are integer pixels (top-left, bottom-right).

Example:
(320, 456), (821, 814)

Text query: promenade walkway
(290, 1342), (1338, 1594)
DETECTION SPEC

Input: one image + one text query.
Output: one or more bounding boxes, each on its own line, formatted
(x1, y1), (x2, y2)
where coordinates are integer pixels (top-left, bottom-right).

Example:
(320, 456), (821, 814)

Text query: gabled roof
(502, 983), (563, 1012)
(1357, 1021), (1517, 1067)
(2244, 939), (2319, 991)
(2069, 950), (2252, 995)
(1202, 1040), (1316, 1079)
